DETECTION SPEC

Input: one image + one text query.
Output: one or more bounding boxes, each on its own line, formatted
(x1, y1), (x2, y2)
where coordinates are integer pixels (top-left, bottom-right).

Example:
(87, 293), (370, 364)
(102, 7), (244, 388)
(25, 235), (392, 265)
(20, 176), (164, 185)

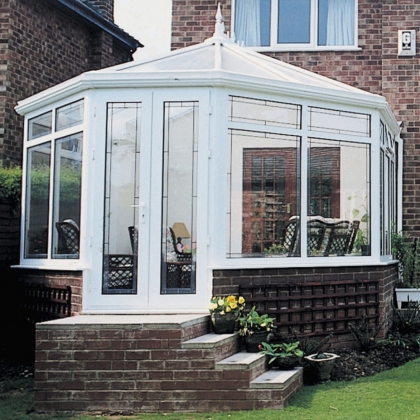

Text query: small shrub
(348, 313), (386, 352)
(392, 301), (420, 335)
(290, 329), (333, 356)
(0, 166), (22, 205)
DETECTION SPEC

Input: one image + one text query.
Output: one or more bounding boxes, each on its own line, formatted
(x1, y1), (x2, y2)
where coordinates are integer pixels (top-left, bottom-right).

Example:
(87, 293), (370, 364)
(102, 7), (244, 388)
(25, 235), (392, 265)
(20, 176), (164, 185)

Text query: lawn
(1, 358), (419, 420)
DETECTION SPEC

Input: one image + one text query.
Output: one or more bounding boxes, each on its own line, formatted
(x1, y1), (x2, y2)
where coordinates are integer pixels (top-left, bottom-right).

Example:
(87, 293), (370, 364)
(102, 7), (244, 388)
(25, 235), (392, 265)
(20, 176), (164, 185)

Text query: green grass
(2, 358), (420, 420)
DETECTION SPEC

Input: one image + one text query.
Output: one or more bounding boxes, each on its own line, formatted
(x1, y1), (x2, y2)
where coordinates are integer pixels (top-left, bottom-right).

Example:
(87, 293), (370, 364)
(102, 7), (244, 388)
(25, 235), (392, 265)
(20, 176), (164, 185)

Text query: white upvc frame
(18, 94), (87, 270)
(231, 0), (359, 52)
(83, 87), (212, 314)
(210, 87), (391, 270)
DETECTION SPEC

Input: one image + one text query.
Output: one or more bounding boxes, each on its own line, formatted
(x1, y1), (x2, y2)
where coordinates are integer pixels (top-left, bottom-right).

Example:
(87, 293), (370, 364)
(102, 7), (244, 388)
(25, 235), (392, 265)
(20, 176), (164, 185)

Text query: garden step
(216, 350), (267, 380)
(182, 332), (241, 362)
(182, 332), (239, 349)
(250, 367), (303, 390)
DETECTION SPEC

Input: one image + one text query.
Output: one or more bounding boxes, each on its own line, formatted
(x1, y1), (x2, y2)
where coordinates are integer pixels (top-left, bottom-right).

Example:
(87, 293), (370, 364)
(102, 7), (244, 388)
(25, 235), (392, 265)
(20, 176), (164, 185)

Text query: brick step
(182, 332), (241, 362)
(216, 350), (267, 380)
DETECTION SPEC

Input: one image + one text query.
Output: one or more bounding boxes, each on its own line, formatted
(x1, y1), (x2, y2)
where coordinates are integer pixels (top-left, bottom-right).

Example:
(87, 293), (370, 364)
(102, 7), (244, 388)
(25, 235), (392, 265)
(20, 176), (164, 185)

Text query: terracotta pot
(244, 331), (268, 353)
(211, 311), (237, 334)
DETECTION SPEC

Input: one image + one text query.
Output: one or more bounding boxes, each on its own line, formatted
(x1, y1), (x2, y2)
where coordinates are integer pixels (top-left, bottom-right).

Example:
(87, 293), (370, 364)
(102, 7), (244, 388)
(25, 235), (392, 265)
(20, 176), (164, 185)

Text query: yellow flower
(226, 295), (236, 304)
(261, 323), (266, 327)
(218, 298), (224, 306)
(220, 311), (225, 315)
(226, 306), (231, 312)
(229, 301), (238, 309)
(210, 303), (217, 311)
(238, 296), (245, 305)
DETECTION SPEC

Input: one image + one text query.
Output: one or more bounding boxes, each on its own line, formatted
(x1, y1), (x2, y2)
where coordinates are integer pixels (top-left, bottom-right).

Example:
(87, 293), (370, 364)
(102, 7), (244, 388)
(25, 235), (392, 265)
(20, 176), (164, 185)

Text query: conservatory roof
(16, 5), (396, 130)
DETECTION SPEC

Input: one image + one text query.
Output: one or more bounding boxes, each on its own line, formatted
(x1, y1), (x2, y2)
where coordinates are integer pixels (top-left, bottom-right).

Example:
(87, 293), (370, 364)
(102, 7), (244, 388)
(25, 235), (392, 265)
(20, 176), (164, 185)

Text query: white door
(84, 89), (210, 313)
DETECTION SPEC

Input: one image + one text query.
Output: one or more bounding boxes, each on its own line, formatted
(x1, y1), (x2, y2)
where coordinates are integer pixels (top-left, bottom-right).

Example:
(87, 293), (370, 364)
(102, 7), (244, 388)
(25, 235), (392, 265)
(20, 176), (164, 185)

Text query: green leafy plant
(290, 330), (333, 356)
(392, 300), (420, 335)
(348, 192), (369, 252)
(264, 243), (286, 255)
(391, 229), (420, 287)
(238, 306), (276, 337)
(348, 313), (386, 352)
(0, 165), (22, 206)
(259, 341), (304, 364)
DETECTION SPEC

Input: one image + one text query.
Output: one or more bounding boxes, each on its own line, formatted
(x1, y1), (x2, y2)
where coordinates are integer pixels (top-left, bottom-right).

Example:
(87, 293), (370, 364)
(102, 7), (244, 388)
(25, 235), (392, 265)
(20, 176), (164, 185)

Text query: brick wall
(1, 0), (132, 168)
(84, 0), (114, 21)
(14, 269), (83, 315)
(213, 264), (399, 347)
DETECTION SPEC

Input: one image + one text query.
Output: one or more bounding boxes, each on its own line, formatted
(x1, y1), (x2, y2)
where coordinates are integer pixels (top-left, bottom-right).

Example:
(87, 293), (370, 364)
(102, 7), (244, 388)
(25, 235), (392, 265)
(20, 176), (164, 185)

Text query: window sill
(245, 46), (363, 53)
(11, 263), (86, 271)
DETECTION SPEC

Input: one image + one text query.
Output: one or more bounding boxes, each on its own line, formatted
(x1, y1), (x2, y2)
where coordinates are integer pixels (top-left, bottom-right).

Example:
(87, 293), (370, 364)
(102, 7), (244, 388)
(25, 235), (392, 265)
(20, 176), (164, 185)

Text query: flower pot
(305, 353), (340, 383)
(271, 355), (301, 370)
(395, 288), (420, 309)
(244, 331), (268, 353)
(210, 311), (237, 334)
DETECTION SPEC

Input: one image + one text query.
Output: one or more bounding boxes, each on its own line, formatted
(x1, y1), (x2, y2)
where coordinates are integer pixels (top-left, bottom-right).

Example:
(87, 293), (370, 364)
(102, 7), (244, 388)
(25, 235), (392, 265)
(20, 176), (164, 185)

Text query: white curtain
(326, 0), (355, 46)
(235, 0), (261, 46)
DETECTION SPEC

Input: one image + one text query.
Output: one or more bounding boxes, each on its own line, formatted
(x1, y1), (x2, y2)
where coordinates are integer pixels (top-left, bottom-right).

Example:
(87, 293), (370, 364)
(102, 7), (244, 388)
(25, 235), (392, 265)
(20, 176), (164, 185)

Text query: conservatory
(15, 11), (402, 316)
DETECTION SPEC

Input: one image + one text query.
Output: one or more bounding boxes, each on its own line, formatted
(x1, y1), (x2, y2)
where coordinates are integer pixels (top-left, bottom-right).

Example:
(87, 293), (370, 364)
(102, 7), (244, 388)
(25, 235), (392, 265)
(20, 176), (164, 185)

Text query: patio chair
(55, 219), (79, 254)
(165, 227), (192, 288)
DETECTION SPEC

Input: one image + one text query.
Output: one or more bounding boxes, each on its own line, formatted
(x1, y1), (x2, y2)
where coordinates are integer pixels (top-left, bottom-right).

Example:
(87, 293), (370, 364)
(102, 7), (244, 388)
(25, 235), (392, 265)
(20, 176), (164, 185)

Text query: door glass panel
(25, 143), (51, 258)
(52, 133), (83, 259)
(161, 102), (198, 294)
(102, 103), (141, 294)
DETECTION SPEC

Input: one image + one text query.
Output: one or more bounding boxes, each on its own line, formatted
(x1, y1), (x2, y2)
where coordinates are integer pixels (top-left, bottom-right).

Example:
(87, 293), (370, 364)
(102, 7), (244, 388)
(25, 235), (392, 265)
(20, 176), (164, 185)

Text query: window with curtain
(233, 0), (356, 49)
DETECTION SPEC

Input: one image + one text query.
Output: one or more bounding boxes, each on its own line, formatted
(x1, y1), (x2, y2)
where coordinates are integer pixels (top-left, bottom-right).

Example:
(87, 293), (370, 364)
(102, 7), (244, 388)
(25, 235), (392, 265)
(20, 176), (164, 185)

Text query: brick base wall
(14, 269), (83, 316)
(213, 264), (399, 348)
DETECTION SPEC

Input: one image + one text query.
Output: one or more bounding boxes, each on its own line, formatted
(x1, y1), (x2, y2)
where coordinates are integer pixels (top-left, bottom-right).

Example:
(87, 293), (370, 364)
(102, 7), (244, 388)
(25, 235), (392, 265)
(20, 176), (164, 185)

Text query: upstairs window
(233, 0), (356, 49)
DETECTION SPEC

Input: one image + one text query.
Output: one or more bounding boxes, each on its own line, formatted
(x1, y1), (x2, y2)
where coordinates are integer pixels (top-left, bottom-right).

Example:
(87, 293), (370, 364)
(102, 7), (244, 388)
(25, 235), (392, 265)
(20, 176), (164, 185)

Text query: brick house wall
(171, 0), (419, 237)
(0, 0), (140, 359)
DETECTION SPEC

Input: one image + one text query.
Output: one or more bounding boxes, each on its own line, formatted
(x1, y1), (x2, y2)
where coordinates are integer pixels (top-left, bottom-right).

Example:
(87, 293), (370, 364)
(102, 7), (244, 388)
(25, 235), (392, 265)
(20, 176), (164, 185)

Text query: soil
(329, 342), (420, 382)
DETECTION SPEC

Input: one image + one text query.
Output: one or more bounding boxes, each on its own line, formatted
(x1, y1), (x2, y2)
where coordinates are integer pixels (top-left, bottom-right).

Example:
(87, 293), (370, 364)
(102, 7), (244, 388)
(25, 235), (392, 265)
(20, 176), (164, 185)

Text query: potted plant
(209, 295), (245, 334)
(238, 307), (276, 352)
(348, 192), (369, 255)
(304, 352), (340, 383)
(259, 341), (304, 370)
(392, 229), (420, 309)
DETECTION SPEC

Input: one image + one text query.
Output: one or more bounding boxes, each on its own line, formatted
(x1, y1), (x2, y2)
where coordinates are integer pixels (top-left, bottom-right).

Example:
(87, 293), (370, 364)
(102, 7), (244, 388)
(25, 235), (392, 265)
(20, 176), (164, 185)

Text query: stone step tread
(250, 367), (303, 389)
(215, 351), (266, 370)
(182, 332), (238, 349)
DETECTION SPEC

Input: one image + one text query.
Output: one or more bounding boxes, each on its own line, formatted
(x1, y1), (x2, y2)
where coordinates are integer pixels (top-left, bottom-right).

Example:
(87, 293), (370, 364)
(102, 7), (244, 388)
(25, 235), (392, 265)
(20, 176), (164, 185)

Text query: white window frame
(19, 97), (85, 269)
(231, 0), (359, 52)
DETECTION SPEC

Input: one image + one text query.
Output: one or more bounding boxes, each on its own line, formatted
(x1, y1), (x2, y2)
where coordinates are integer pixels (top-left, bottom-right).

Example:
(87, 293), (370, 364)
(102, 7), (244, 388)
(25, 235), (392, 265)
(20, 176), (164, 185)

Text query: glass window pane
(28, 112), (52, 140)
(234, 0), (271, 47)
(278, 0), (310, 44)
(308, 138), (370, 257)
(25, 143), (51, 258)
(309, 107), (371, 137)
(56, 99), (84, 131)
(161, 102), (198, 294)
(318, 0), (355, 46)
(52, 133), (83, 259)
(103, 103), (141, 294)
(229, 96), (301, 129)
(228, 130), (301, 258)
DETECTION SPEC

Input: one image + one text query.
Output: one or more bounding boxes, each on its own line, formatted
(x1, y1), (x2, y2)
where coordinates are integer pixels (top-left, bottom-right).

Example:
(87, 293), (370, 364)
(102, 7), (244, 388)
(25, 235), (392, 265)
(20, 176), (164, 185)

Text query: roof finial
(214, 3), (226, 38)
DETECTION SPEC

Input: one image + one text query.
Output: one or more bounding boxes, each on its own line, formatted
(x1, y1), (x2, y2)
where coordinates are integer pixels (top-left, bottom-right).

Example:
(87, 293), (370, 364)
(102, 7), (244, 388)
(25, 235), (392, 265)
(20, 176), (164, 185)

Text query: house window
(24, 100), (84, 259)
(102, 103), (141, 294)
(233, 0), (356, 49)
